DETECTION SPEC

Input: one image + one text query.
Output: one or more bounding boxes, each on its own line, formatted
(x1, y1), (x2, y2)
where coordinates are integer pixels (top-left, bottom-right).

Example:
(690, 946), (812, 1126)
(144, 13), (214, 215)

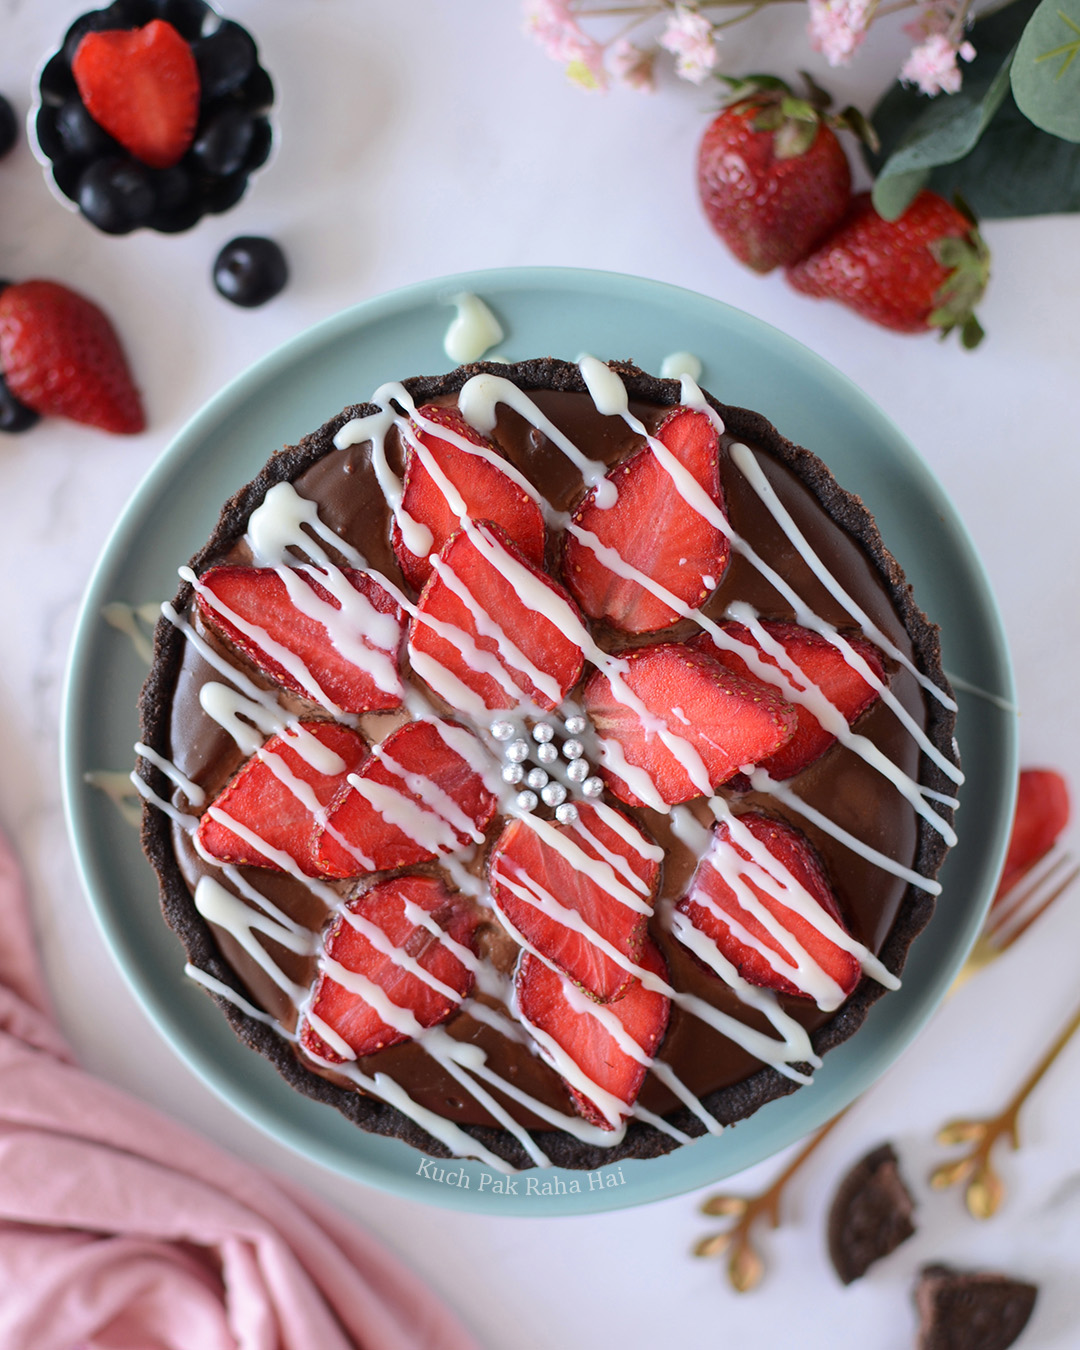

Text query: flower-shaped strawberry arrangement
(189, 400), (887, 1133)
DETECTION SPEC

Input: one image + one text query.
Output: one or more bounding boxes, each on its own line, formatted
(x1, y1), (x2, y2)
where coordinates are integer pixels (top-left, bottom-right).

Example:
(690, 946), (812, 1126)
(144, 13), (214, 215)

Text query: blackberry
(213, 236), (288, 308)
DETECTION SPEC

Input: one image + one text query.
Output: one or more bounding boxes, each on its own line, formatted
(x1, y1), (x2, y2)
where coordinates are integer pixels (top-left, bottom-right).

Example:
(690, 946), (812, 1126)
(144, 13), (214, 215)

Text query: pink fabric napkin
(0, 830), (480, 1350)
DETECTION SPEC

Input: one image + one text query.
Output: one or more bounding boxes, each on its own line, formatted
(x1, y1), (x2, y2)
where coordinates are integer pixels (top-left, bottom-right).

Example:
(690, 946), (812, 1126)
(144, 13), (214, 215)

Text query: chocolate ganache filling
(138, 357), (958, 1172)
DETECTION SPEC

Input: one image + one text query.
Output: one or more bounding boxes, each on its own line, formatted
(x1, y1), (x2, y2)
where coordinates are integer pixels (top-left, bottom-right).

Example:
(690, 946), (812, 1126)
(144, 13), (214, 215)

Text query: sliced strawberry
(995, 768), (1071, 901)
(313, 720), (497, 878)
(196, 722), (366, 877)
(582, 643), (797, 808)
(562, 406), (730, 633)
(72, 21), (200, 170)
(408, 523), (585, 714)
(195, 565), (404, 715)
(675, 812), (861, 1007)
(489, 801), (659, 1002)
(693, 621), (885, 780)
(391, 405), (546, 591)
(299, 875), (479, 1063)
(516, 939), (670, 1130)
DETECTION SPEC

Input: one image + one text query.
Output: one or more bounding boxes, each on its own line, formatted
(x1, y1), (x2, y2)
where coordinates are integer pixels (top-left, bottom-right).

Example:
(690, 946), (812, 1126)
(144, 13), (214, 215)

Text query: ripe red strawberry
(314, 720), (497, 878)
(786, 191), (990, 347)
(995, 768), (1070, 901)
(562, 406), (730, 634)
(582, 643), (797, 808)
(72, 20), (200, 169)
(0, 280), (144, 433)
(676, 812), (861, 1008)
(195, 565), (404, 715)
(196, 721), (366, 876)
(408, 523), (585, 714)
(515, 939), (671, 1130)
(697, 76), (855, 274)
(489, 801), (660, 1003)
(693, 621), (885, 780)
(391, 405), (546, 591)
(299, 875), (479, 1063)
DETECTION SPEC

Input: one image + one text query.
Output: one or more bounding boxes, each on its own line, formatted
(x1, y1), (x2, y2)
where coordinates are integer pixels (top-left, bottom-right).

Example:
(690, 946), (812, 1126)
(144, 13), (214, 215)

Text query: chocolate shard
(915, 1264), (1038, 1350)
(827, 1142), (916, 1284)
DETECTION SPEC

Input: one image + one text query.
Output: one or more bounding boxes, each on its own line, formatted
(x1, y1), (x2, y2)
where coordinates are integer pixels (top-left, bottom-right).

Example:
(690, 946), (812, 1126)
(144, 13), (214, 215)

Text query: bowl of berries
(31, 0), (274, 235)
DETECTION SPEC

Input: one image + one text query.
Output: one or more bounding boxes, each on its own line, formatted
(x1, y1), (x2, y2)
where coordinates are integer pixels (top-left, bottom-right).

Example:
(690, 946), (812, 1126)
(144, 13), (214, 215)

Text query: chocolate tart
(138, 357), (959, 1171)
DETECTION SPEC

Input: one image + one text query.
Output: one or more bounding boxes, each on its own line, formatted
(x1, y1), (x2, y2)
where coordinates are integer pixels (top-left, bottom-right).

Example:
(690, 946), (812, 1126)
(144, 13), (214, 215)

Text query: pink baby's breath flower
(523, 0), (608, 89)
(903, 0), (953, 43)
(658, 6), (719, 84)
(901, 31), (975, 95)
(609, 38), (656, 91)
(807, 0), (872, 65)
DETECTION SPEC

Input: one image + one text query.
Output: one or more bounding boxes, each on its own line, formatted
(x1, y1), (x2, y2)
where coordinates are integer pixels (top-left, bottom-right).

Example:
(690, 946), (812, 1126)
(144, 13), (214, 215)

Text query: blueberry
(35, 105), (63, 161)
(39, 53), (76, 104)
(245, 117), (273, 172)
(237, 65), (274, 114)
(0, 376), (40, 434)
(77, 156), (156, 233)
(56, 98), (118, 159)
(62, 11), (113, 65)
(51, 157), (83, 202)
(213, 236), (288, 308)
(0, 94), (17, 160)
(193, 20), (257, 100)
(204, 170), (249, 215)
(191, 105), (253, 177)
(146, 164), (201, 232)
(150, 163), (193, 212)
(150, 0), (211, 40)
(103, 0), (156, 25)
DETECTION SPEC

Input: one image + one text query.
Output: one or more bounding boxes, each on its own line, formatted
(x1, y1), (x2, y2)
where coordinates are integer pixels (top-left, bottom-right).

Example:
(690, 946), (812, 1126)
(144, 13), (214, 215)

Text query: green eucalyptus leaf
(867, 0), (1080, 216)
(870, 52), (1015, 219)
(922, 90), (1080, 214)
(1012, 0), (1080, 141)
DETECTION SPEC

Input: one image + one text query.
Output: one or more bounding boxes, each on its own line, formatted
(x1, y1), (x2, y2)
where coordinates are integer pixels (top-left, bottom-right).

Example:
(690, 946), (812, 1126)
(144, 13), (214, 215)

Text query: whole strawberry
(786, 191), (990, 348)
(0, 280), (145, 433)
(697, 74), (869, 274)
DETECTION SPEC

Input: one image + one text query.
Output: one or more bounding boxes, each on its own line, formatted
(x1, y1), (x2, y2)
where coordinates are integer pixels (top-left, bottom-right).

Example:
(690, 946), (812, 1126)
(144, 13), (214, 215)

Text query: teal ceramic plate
(61, 267), (1017, 1215)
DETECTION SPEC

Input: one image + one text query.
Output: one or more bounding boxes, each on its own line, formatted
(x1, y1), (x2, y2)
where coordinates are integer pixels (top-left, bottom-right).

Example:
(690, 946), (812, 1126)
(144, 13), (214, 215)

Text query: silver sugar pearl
(536, 742), (558, 764)
(541, 782), (567, 807)
(516, 790), (539, 812)
(532, 722), (555, 743)
(490, 720), (515, 741)
(501, 763), (524, 785)
(567, 757), (589, 782)
(562, 738), (584, 761)
(526, 767), (549, 790)
(506, 738), (530, 763)
(555, 802), (579, 825)
(582, 776), (605, 798)
(564, 715), (587, 736)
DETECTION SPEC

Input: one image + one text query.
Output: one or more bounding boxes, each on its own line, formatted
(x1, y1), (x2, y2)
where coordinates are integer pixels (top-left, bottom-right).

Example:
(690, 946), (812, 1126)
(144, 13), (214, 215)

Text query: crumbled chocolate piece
(827, 1142), (916, 1283)
(915, 1264), (1038, 1350)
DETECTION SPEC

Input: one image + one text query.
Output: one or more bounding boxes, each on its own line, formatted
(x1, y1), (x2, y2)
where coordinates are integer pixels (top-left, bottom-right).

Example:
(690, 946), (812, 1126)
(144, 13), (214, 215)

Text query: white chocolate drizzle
(137, 347), (960, 1170)
(443, 292), (505, 364)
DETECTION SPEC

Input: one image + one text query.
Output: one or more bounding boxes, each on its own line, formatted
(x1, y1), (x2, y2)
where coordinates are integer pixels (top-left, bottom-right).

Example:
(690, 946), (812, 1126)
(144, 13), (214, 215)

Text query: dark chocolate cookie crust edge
(138, 357), (957, 1173)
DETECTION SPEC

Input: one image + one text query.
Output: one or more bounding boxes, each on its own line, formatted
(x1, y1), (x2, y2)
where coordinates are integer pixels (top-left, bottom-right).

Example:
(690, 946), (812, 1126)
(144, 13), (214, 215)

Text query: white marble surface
(2, 1), (1079, 1346)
